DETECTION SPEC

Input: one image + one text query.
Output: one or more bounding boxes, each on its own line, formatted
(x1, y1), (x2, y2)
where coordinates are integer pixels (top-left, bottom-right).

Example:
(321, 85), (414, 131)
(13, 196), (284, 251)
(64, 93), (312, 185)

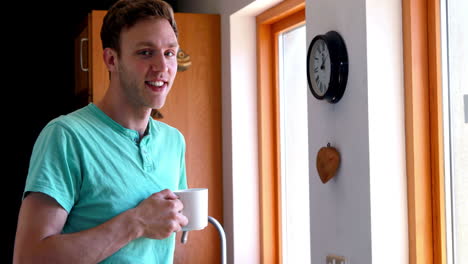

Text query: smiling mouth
(145, 81), (167, 92)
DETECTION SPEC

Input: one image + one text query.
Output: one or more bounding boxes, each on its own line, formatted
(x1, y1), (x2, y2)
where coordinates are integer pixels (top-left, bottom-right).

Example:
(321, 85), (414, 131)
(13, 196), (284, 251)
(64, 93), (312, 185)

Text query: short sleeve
(24, 122), (82, 212)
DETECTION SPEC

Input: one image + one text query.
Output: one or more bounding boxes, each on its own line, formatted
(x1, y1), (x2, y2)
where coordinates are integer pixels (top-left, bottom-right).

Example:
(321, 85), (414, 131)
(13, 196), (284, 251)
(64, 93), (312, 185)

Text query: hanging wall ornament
(316, 143), (341, 183)
(177, 48), (192, 71)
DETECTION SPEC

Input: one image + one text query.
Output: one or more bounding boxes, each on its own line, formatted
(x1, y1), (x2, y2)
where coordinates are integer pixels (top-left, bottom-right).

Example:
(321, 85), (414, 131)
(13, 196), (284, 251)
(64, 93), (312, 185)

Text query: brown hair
(101, 0), (178, 54)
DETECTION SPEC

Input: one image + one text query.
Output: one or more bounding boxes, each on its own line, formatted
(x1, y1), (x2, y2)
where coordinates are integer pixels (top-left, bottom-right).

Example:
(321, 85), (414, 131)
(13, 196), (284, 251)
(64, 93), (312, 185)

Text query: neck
(96, 90), (152, 138)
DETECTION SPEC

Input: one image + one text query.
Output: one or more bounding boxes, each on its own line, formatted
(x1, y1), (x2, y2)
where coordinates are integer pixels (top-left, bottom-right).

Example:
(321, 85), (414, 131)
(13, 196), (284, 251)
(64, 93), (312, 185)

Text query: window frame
(256, 0), (305, 263)
(258, 0), (447, 263)
(402, 0), (447, 263)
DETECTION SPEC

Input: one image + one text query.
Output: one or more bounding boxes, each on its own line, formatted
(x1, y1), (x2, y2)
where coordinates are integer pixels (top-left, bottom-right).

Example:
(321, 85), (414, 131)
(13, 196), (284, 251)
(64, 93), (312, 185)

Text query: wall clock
(307, 30), (348, 103)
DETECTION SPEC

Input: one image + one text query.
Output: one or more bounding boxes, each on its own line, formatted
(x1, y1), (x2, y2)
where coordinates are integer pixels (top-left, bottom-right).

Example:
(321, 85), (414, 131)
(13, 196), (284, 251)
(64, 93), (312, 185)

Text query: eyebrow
(135, 41), (179, 48)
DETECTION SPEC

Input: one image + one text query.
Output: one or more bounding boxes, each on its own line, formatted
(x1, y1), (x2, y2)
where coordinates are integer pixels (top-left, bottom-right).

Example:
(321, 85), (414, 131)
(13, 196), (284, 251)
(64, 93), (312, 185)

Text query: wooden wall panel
(89, 10), (108, 104)
(165, 13), (223, 264)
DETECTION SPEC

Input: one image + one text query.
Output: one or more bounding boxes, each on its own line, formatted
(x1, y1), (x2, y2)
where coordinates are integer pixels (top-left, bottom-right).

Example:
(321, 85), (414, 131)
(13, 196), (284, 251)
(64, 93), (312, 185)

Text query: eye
(165, 50), (176, 57)
(138, 50), (153, 57)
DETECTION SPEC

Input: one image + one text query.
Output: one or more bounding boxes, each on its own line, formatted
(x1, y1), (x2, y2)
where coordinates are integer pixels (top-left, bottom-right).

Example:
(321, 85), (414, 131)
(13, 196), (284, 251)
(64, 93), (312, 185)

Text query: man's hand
(133, 189), (189, 239)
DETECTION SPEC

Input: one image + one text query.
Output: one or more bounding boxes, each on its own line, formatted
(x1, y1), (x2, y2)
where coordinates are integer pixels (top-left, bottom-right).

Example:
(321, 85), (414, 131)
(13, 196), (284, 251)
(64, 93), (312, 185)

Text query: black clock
(307, 31), (348, 103)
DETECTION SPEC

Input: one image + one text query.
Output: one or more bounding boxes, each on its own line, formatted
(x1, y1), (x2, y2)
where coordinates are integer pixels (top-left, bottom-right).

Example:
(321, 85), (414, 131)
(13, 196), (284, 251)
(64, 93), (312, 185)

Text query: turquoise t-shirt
(24, 103), (187, 264)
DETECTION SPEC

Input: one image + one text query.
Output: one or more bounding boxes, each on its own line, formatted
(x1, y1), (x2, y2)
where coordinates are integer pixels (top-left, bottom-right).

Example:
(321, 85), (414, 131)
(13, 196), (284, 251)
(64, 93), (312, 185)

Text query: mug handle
(181, 231), (189, 244)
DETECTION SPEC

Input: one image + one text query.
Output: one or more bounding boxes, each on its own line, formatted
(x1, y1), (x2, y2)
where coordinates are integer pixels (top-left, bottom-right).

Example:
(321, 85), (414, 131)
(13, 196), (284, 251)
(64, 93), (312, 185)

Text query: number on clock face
(310, 39), (331, 96)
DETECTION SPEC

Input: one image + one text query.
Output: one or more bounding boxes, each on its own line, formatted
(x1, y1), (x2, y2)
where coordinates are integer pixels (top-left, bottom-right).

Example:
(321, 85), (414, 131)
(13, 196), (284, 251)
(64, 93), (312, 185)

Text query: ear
(103, 47), (118, 72)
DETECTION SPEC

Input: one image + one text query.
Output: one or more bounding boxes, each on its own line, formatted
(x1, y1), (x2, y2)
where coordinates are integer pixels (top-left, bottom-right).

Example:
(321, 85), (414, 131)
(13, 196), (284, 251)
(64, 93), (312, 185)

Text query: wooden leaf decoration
(316, 144), (341, 183)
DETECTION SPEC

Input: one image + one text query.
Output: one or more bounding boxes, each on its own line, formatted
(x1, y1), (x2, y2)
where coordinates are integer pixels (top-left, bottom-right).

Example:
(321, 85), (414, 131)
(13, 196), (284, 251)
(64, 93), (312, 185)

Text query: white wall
(178, 0), (408, 263)
(178, 1), (280, 263)
(366, 0), (408, 263)
(226, 15), (260, 264)
(306, 1), (371, 263)
(307, 0), (407, 263)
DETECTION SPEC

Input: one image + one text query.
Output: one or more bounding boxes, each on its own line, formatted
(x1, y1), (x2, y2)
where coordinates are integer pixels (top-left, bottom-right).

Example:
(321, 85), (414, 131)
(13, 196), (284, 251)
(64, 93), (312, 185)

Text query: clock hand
(321, 54), (328, 70)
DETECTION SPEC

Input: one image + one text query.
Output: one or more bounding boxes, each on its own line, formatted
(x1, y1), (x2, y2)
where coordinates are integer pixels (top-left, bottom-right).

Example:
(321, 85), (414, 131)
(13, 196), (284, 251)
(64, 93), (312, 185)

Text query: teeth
(147, 81), (164, 87)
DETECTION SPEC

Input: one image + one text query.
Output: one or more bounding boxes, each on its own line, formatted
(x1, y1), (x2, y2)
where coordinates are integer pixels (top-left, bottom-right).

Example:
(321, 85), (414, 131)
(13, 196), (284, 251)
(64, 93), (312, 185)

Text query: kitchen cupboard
(74, 11), (223, 263)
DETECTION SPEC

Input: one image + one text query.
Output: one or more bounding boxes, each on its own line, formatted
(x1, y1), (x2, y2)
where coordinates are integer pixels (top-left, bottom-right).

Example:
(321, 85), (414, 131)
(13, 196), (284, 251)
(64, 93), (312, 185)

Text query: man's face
(114, 18), (179, 110)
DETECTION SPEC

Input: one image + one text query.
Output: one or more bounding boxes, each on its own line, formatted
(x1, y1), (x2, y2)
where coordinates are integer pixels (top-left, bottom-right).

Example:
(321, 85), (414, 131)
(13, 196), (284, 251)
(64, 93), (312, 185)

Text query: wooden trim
(257, 0), (305, 25)
(256, 1), (305, 263)
(427, 0), (446, 263)
(402, 0), (446, 263)
(402, 1), (433, 263)
(271, 9), (305, 35)
(257, 22), (281, 264)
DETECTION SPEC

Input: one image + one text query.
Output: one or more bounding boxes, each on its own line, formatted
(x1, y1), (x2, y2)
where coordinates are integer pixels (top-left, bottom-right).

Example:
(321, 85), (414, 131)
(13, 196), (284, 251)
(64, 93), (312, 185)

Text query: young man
(13, 0), (188, 263)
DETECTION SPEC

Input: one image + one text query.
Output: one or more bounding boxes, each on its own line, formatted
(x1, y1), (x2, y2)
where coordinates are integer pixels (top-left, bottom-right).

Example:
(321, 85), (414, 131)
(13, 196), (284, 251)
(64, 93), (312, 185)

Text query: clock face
(307, 31), (348, 104)
(310, 39), (331, 97)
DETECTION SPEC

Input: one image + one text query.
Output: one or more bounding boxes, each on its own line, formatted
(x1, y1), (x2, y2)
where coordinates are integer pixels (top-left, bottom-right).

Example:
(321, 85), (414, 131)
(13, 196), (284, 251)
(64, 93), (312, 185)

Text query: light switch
(326, 254), (347, 264)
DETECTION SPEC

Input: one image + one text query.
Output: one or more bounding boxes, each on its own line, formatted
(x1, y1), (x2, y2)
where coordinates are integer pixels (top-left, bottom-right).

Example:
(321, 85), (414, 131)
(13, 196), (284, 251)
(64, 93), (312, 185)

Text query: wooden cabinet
(74, 11), (108, 106)
(74, 11), (223, 264)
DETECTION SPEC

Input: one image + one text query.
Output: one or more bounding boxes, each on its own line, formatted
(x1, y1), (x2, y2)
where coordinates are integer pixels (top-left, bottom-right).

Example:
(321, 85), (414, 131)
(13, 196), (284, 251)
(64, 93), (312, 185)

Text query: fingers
(139, 189), (187, 238)
(153, 189), (184, 212)
(177, 211), (189, 228)
(156, 189), (178, 200)
(161, 190), (188, 231)
(170, 212), (188, 233)
(167, 195), (187, 229)
(158, 206), (187, 235)
(148, 189), (185, 213)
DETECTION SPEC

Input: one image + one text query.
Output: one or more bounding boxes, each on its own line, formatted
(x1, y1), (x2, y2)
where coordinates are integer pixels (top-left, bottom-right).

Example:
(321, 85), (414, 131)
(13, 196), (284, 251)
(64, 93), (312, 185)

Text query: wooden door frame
(256, 1), (305, 263)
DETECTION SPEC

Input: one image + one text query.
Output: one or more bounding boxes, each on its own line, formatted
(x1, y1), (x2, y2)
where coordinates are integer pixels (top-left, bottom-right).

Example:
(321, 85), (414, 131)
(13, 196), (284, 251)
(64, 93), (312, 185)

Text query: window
(256, 0), (306, 263)
(440, 0), (468, 262)
(278, 25), (311, 264)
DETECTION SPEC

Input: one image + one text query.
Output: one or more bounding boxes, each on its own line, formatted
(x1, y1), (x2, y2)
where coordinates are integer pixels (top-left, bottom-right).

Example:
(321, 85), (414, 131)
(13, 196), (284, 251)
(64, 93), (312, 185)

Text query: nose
(150, 53), (169, 72)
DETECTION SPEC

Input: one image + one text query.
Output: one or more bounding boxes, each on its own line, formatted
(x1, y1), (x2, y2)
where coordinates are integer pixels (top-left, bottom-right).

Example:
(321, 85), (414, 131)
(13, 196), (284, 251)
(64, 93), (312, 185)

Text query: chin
(151, 101), (166, 110)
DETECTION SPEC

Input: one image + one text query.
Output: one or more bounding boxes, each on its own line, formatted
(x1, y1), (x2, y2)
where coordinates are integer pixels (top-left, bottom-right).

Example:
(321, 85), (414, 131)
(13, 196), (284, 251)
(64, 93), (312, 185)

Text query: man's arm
(13, 190), (187, 263)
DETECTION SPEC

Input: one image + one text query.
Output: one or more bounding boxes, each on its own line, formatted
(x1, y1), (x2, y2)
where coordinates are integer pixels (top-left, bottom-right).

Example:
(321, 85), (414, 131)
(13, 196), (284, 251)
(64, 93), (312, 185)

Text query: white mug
(174, 188), (208, 231)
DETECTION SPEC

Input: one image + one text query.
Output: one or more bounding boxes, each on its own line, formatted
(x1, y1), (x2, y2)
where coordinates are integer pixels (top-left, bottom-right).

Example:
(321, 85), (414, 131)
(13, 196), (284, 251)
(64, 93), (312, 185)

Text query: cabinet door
(88, 10), (109, 104)
(74, 18), (89, 106)
(74, 10), (108, 104)
(74, 11), (223, 264)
